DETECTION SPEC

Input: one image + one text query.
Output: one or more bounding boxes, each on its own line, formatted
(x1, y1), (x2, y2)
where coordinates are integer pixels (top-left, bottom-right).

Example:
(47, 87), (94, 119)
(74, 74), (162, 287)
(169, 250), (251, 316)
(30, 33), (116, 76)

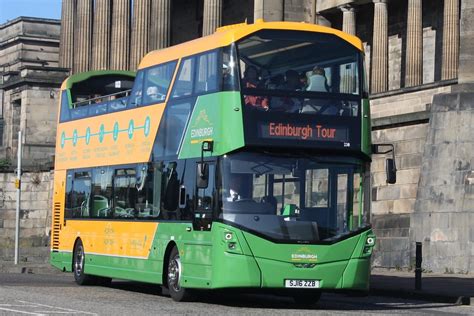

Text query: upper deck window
(170, 47), (239, 99)
(130, 60), (178, 107)
(195, 51), (219, 94)
(237, 30), (362, 116)
(144, 60), (177, 104)
(59, 74), (135, 122)
(171, 57), (195, 98)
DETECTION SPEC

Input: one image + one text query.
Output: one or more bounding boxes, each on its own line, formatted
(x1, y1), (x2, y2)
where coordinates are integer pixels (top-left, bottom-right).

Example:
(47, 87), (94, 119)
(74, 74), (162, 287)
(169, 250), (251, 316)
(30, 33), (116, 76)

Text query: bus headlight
(366, 237), (375, 246)
(362, 235), (376, 256)
(222, 229), (242, 254)
(224, 232), (233, 240)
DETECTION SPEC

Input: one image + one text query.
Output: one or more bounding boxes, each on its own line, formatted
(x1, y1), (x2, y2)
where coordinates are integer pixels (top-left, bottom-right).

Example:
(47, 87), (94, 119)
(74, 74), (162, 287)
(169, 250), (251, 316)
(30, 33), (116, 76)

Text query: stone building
(1, 0), (472, 273)
(0, 17), (69, 169)
(0, 17), (68, 263)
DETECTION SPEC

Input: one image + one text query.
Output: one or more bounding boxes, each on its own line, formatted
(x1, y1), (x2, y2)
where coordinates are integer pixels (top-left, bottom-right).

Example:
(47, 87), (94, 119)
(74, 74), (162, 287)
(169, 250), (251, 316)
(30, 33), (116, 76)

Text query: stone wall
(0, 171), (53, 263)
(369, 83), (453, 270)
(412, 87), (474, 274)
(1, 86), (60, 168)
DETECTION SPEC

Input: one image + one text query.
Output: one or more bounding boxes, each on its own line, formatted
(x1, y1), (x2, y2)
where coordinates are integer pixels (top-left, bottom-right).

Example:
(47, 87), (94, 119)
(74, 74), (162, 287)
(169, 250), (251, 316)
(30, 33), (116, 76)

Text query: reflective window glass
(143, 61), (177, 104)
(65, 171), (91, 218)
(153, 101), (192, 158)
(171, 57), (195, 98)
(195, 51), (218, 94)
(91, 167), (113, 218)
(128, 71), (145, 107)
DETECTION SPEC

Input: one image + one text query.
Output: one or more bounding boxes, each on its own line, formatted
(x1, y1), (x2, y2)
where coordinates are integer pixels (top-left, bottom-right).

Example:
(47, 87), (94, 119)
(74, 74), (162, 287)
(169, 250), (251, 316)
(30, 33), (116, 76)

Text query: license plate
(284, 279), (320, 288)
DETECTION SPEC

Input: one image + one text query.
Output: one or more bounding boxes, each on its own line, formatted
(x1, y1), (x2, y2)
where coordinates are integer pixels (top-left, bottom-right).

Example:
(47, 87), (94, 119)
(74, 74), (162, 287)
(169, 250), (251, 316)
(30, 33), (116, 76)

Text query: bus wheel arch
(72, 237), (83, 272)
(72, 238), (95, 285)
(162, 241), (177, 288)
(163, 242), (192, 302)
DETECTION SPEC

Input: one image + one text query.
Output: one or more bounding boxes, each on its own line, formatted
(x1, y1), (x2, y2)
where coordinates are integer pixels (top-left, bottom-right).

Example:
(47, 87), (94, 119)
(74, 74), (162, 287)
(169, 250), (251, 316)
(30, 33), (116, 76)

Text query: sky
(0, 0), (61, 24)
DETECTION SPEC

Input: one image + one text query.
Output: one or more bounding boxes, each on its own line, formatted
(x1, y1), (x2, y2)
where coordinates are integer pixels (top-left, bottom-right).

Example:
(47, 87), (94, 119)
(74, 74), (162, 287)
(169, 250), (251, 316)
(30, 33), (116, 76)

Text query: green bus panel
(51, 222), (374, 291)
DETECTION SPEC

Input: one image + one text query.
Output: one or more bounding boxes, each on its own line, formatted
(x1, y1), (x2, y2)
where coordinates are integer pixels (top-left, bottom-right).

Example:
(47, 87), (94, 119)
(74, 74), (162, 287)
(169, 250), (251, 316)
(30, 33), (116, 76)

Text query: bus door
(177, 160), (215, 284)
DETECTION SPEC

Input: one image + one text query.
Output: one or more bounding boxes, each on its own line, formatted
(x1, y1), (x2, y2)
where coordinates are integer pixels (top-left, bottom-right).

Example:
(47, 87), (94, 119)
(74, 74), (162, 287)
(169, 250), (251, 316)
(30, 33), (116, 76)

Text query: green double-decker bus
(51, 20), (395, 304)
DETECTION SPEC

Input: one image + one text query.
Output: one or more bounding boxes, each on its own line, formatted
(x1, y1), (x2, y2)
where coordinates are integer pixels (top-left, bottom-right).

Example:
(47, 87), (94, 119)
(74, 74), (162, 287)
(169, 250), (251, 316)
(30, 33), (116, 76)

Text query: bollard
(415, 242), (422, 290)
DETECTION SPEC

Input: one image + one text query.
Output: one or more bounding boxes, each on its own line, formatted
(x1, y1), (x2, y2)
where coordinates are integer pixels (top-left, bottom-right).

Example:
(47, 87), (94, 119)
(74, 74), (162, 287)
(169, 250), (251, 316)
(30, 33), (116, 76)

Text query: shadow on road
(108, 280), (457, 311)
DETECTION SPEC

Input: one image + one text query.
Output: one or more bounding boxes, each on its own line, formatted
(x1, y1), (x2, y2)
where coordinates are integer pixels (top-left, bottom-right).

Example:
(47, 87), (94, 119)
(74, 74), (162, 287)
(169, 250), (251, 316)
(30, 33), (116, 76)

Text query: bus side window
(195, 162), (215, 230)
(65, 171), (92, 218)
(153, 101), (192, 159)
(195, 51), (218, 94)
(113, 168), (137, 219)
(59, 91), (71, 122)
(128, 71), (145, 107)
(160, 161), (180, 219)
(135, 164), (158, 218)
(65, 172), (74, 218)
(91, 167), (113, 218)
(157, 160), (194, 221)
(171, 57), (195, 98)
(143, 60), (177, 105)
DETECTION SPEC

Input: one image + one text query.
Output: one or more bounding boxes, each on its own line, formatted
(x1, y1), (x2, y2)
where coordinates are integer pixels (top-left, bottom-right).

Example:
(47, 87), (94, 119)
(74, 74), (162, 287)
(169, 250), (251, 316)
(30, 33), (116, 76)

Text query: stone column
(341, 5), (356, 35)
(340, 5), (357, 93)
(130, 0), (150, 70)
(254, 0), (284, 21)
(110, 0), (130, 70)
(92, 0), (111, 70)
(59, 0), (74, 70)
(303, 0), (317, 24)
(405, 0), (423, 87)
(458, 0), (474, 83)
(441, 0), (460, 80)
(150, 0), (170, 50)
(371, 0), (388, 94)
(74, 0), (93, 73)
(203, 0), (222, 36)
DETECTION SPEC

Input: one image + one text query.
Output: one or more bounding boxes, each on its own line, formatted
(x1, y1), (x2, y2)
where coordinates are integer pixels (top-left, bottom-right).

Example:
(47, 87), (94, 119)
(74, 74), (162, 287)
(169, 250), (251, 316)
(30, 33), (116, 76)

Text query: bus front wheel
(167, 246), (191, 302)
(73, 239), (96, 285)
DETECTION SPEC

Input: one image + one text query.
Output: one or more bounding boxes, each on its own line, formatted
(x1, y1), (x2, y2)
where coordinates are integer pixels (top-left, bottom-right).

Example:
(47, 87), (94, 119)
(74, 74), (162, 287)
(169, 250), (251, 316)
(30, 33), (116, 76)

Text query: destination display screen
(259, 122), (349, 144)
(243, 107), (361, 151)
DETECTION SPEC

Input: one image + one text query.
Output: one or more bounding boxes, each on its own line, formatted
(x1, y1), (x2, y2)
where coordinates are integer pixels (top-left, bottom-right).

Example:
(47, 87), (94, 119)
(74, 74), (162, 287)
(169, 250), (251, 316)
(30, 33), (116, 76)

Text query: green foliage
(0, 158), (11, 170)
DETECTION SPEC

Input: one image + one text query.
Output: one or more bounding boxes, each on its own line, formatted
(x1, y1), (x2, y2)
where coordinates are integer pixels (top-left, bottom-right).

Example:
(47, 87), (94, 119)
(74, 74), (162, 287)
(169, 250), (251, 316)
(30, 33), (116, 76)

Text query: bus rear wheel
(73, 239), (96, 285)
(167, 246), (191, 302)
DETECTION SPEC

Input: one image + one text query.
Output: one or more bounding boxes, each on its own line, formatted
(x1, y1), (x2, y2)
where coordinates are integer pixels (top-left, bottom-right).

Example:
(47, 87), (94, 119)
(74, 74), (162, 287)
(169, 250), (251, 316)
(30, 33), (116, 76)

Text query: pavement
(370, 269), (474, 305)
(1, 262), (472, 306)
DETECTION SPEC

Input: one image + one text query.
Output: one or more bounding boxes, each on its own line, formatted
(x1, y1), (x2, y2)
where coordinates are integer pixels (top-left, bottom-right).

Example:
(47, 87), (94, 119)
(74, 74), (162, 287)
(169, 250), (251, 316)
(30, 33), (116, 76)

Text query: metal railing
(72, 89), (132, 108)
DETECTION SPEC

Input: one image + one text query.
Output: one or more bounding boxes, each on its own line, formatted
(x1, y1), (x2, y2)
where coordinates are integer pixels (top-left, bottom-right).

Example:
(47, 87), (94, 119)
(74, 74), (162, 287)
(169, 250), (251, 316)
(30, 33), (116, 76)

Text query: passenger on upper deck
(306, 66), (329, 92)
(270, 70), (302, 112)
(242, 65), (269, 110)
(146, 86), (164, 102)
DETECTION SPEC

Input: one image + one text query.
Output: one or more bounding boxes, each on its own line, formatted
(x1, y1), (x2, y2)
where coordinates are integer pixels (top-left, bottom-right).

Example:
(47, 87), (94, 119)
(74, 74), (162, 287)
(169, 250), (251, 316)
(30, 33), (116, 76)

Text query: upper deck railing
(72, 89), (132, 108)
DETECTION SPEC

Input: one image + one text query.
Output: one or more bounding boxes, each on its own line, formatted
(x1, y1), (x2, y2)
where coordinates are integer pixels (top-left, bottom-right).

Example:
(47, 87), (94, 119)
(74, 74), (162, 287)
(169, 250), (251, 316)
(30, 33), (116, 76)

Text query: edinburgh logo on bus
(190, 109), (214, 143)
(260, 122), (349, 143)
(291, 247), (318, 262)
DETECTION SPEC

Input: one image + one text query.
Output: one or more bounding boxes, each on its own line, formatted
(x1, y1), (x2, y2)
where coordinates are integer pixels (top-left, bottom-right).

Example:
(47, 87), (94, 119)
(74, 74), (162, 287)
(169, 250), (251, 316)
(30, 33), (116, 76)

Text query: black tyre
(73, 239), (96, 285)
(292, 291), (322, 306)
(166, 246), (191, 302)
